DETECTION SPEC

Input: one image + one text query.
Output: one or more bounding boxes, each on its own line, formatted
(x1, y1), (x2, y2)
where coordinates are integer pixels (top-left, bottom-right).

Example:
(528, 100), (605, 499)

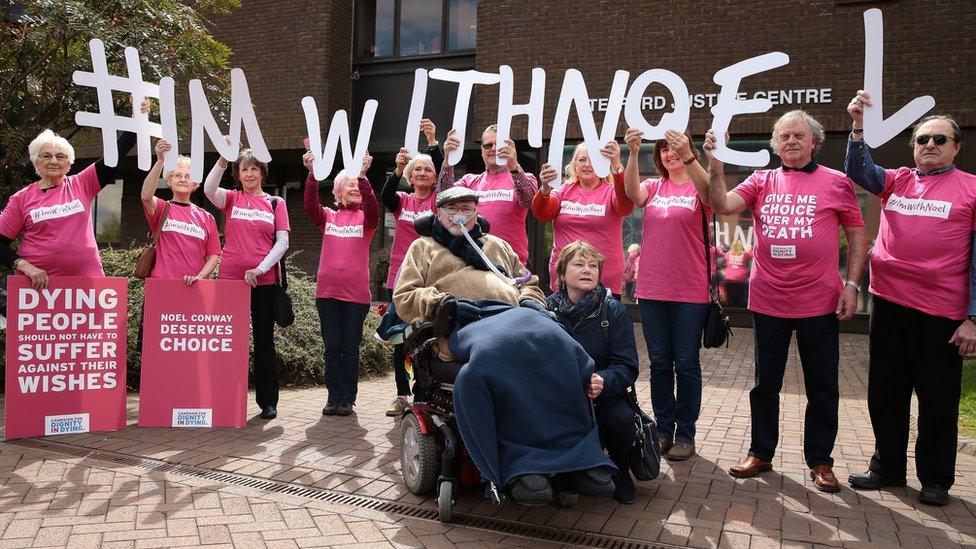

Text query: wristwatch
(844, 279), (860, 292)
(967, 315), (976, 325)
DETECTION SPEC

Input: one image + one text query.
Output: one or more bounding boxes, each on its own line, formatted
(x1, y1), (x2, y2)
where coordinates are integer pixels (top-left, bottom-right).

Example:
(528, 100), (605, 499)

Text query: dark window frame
(354, 0), (476, 61)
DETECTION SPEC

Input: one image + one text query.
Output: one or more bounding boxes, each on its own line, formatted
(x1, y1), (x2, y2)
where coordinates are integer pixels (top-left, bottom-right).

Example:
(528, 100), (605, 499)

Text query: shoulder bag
(700, 203), (732, 348)
(134, 201), (171, 279)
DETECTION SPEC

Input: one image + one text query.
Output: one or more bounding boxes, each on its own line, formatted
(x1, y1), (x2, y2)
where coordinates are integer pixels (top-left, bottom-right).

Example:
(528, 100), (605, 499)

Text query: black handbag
(595, 301), (661, 481)
(270, 197), (294, 328)
(626, 386), (661, 481)
(700, 205), (732, 348)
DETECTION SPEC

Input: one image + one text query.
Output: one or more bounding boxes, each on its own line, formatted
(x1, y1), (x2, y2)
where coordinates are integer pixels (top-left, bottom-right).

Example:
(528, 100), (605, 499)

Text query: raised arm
(531, 163), (560, 222)
(702, 130), (747, 215)
(623, 128), (649, 206)
(302, 152), (325, 230)
(141, 140), (171, 216)
(845, 90), (885, 195)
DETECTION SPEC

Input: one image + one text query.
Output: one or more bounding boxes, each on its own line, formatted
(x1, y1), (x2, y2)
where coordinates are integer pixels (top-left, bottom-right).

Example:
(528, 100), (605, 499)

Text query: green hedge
(2, 248), (393, 391)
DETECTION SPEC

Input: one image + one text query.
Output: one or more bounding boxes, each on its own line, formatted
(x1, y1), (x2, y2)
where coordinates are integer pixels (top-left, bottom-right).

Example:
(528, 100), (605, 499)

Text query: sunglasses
(915, 134), (956, 146)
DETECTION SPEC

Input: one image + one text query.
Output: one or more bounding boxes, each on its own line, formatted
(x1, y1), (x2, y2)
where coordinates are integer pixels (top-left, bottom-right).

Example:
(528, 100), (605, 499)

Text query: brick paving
(0, 327), (974, 548)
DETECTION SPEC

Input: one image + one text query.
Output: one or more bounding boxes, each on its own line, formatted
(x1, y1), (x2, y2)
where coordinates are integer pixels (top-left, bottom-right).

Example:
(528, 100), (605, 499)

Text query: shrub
(1, 248), (393, 391)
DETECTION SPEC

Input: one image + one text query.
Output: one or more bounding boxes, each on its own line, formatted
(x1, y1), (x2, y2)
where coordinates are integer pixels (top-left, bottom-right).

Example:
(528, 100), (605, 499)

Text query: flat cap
(436, 186), (480, 207)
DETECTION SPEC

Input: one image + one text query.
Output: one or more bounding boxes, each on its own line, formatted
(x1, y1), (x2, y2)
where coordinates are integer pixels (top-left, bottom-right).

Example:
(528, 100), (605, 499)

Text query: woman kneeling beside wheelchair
(547, 241), (640, 504)
(393, 187), (617, 505)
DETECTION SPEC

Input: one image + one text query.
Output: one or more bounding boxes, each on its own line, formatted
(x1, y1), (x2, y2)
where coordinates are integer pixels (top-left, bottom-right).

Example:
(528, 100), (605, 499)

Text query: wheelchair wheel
(437, 480), (455, 523)
(400, 414), (440, 495)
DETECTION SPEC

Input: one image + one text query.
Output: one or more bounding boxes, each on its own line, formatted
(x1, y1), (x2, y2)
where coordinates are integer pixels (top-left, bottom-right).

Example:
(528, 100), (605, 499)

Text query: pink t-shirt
(219, 191), (290, 286)
(316, 206), (376, 304)
(723, 250), (752, 283)
(732, 166), (864, 318)
(143, 201), (221, 279)
(0, 164), (103, 276)
(636, 178), (712, 304)
(386, 191), (437, 288)
(548, 181), (628, 294)
(870, 167), (976, 320)
(456, 172), (529, 264)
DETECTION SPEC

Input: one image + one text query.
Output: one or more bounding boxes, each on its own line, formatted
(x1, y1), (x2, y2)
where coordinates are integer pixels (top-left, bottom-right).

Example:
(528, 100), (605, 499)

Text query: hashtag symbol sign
(72, 39), (163, 170)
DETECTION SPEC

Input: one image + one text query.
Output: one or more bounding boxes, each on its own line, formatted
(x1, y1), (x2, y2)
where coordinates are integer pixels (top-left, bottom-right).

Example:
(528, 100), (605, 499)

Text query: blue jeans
(316, 298), (370, 404)
(638, 300), (708, 443)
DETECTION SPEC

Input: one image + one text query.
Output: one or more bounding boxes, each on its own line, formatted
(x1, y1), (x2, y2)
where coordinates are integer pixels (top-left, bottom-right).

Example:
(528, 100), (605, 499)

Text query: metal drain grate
(9, 438), (675, 549)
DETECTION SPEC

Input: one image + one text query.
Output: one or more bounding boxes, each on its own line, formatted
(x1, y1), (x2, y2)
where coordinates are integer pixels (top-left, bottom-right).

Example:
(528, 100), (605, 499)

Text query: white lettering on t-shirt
(559, 201), (607, 217)
(478, 189), (515, 203)
(759, 193), (817, 240)
(770, 244), (797, 259)
(161, 218), (206, 240)
(29, 199), (85, 223)
(324, 222), (364, 238)
(230, 206), (275, 225)
(398, 210), (420, 222)
(885, 193), (952, 220)
(648, 195), (696, 211)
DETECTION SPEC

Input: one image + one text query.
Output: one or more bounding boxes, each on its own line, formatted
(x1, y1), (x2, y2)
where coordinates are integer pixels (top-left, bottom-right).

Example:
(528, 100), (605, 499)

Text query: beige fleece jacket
(393, 233), (546, 325)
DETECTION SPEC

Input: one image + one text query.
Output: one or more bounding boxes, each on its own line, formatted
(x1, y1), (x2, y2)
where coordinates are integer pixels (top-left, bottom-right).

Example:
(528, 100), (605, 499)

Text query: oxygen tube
(450, 214), (532, 286)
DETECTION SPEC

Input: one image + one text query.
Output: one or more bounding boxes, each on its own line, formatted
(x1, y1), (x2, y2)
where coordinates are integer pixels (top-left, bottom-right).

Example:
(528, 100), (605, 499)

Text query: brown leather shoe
(728, 456), (773, 478)
(810, 465), (841, 493)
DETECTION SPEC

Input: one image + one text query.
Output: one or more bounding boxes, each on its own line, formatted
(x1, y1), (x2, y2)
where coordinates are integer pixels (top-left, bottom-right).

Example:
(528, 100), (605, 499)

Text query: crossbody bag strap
(151, 201), (171, 246)
(699, 201), (716, 301)
(270, 197), (287, 291)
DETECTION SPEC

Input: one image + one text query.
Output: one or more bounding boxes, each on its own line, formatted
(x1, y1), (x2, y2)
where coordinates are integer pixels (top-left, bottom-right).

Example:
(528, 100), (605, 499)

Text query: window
(356, 0), (476, 60)
(93, 179), (123, 244)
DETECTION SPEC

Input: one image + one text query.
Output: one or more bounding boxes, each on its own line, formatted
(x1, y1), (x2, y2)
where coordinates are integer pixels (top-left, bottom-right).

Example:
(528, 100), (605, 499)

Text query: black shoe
(570, 467), (615, 497)
(919, 485), (950, 506)
(336, 401), (354, 416)
(508, 474), (553, 506)
(612, 470), (636, 504)
(848, 470), (907, 490)
(259, 406), (277, 420)
(322, 402), (338, 416)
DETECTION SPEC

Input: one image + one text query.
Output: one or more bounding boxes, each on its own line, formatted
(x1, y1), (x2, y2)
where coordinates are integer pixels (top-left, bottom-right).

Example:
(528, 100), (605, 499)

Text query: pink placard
(138, 279), (251, 428)
(4, 276), (128, 439)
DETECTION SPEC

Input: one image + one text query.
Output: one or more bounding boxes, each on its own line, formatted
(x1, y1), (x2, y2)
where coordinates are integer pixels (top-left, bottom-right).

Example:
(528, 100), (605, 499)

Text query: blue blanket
(448, 307), (615, 487)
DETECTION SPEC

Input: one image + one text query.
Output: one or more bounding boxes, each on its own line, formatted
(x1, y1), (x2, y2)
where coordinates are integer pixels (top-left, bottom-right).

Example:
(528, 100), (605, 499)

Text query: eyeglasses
(442, 205), (476, 215)
(37, 153), (69, 162)
(915, 134), (956, 146)
(481, 142), (495, 150)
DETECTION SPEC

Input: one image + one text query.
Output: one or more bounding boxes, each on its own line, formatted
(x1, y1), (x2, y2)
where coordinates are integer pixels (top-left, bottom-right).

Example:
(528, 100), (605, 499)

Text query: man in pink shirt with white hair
(700, 110), (868, 494)
(845, 91), (976, 506)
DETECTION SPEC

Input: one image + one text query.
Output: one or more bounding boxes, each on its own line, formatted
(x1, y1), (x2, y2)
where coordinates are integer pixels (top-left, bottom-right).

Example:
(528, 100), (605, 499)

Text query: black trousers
(868, 296), (963, 489)
(251, 284), (279, 409)
(388, 287), (411, 396)
(750, 312), (839, 468)
(595, 396), (637, 471)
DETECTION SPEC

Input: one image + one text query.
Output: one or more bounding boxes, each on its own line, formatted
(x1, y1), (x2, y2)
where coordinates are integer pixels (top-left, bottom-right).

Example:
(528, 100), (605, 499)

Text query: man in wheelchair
(393, 186), (616, 506)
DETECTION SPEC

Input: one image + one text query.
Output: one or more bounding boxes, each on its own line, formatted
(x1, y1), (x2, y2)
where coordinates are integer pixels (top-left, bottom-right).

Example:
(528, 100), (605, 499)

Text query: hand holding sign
(497, 139), (519, 171)
(217, 135), (237, 169)
(666, 129), (694, 163)
(420, 119), (437, 147)
(359, 152), (373, 179)
(443, 129), (461, 162)
(394, 147), (411, 177)
(703, 130), (727, 169)
(848, 90), (871, 129)
(624, 128), (643, 155)
(15, 261), (48, 291)
(302, 151), (314, 172)
(539, 163), (558, 194)
(155, 139), (172, 161)
(600, 140), (623, 173)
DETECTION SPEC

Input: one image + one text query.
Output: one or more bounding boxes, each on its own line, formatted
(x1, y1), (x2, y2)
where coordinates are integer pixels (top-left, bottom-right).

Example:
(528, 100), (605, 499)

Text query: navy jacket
(548, 295), (639, 401)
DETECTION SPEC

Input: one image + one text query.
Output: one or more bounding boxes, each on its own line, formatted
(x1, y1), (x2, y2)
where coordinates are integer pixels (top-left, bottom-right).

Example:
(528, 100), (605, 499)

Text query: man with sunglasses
(438, 125), (539, 266)
(845, 90), (976, 506)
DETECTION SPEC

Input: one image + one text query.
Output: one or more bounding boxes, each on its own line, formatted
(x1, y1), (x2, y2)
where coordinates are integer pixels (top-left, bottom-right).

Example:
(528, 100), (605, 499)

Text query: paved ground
(0, 327), (974, 548)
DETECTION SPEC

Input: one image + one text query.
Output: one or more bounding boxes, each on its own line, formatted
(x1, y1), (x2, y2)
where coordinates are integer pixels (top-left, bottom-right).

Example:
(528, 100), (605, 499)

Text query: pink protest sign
(138, 279), (250, 428)
(4, 276), (128, 439)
